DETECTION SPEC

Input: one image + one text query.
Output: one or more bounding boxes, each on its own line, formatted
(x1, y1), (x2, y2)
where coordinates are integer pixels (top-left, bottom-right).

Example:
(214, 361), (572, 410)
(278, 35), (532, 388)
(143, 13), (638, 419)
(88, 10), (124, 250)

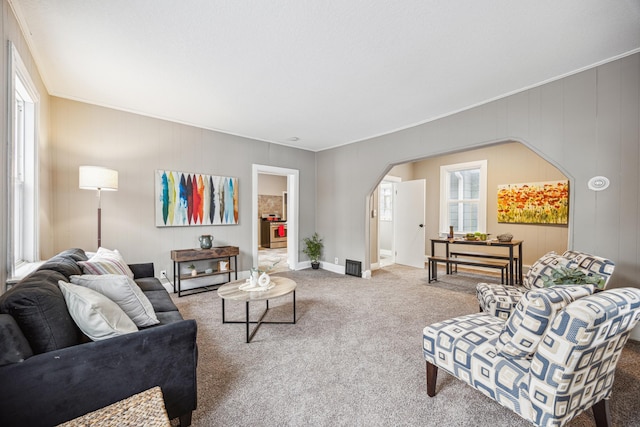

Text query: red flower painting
(497, 181), (569, 224)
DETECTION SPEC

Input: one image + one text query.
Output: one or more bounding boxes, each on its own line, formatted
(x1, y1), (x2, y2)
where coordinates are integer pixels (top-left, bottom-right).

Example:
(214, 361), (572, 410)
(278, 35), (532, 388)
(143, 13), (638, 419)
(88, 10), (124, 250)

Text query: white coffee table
(217, 276), (297, 343)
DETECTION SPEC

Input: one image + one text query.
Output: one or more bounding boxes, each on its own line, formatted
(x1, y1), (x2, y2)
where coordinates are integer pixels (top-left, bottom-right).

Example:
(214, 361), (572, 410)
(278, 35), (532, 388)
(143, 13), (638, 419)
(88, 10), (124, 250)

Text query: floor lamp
(79, 166), (118, 249)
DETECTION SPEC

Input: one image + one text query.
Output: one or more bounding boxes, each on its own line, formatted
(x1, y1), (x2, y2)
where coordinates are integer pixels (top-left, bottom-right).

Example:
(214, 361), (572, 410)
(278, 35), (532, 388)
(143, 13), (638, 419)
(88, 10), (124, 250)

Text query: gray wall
(50, 98), (316, 278)
(318, 53), (640, 288)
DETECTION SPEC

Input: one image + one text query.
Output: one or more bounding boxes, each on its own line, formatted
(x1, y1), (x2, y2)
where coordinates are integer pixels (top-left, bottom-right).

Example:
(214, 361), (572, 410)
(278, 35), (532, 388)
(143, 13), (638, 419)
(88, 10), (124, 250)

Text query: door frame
(252, 165), (299, 270)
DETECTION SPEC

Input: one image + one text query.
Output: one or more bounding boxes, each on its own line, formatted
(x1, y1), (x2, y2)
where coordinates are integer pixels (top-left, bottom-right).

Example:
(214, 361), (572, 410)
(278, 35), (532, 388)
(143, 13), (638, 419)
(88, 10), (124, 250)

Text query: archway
(366, 140), (573, 273)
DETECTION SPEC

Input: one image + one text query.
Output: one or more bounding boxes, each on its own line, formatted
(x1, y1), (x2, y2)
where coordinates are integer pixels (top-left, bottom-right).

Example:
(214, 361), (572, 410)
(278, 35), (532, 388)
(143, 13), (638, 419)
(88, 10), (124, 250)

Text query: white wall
(317, 53), (640, 288)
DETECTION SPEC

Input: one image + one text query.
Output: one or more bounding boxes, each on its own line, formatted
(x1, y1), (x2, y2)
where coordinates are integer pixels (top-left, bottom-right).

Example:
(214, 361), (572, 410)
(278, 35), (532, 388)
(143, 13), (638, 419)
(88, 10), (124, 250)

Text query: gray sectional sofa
(0, 248), (197, 426)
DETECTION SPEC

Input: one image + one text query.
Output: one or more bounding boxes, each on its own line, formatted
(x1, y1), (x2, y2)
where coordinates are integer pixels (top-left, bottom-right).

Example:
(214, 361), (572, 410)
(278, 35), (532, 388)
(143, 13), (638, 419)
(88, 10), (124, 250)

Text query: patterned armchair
(477, 250), (615, 320)
(423, 286), (640, 427)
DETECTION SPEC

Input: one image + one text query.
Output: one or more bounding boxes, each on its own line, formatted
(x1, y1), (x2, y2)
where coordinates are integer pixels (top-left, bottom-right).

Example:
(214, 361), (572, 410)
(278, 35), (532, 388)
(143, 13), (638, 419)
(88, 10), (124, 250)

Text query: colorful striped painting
(155, 170), (239, 226)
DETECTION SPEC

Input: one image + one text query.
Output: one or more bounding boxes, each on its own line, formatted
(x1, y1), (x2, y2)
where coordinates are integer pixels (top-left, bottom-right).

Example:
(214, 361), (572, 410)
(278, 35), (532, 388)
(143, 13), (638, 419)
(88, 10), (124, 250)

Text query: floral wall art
(155, 170), (238, 227)
(497, 180), (569, 225)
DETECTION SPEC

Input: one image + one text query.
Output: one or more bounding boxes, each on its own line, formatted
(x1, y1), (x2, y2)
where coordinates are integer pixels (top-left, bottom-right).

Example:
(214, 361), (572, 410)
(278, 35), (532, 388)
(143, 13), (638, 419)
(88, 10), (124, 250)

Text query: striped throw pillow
(78, 247), (134, 279)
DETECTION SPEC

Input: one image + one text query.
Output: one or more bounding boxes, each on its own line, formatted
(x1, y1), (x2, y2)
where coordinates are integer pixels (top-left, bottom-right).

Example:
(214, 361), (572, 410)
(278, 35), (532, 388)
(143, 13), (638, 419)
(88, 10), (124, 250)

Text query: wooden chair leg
(592, 399), (611, 427)
(426, 361), (438, 397)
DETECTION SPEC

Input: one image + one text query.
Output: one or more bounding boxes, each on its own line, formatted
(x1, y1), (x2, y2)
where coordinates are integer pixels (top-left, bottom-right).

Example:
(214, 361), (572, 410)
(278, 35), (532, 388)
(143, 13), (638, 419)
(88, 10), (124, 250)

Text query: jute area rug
(171, 265), (640, 427)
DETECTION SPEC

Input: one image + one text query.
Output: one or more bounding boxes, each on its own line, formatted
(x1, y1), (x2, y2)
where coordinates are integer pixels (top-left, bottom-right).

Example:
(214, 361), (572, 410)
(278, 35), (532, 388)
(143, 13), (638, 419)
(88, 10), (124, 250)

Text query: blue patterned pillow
(522, 252), (577, 290)
(496, 285), (594, 359)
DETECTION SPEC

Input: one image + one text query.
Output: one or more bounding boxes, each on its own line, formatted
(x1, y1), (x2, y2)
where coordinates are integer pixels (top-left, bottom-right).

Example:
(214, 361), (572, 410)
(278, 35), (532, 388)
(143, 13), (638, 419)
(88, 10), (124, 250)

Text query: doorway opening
(377, 176), (400, 268)
(368, 141), (570, 274)
(252, 165), (299, 273)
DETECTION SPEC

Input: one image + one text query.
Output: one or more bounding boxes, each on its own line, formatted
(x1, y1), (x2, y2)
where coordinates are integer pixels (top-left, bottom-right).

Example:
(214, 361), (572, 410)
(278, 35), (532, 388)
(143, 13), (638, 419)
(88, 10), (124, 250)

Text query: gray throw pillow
(70, 274), (159, 327)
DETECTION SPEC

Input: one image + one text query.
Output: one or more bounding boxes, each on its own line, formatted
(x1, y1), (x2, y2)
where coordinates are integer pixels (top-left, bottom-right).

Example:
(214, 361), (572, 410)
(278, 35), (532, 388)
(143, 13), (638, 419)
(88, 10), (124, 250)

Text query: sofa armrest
(0, 319), (197, 427)
(128, 262), (155, 279)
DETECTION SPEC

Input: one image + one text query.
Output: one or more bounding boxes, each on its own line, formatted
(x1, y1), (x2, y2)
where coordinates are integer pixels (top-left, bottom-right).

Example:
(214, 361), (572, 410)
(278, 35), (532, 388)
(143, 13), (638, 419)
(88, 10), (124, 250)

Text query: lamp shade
(79, 166), (118, 191)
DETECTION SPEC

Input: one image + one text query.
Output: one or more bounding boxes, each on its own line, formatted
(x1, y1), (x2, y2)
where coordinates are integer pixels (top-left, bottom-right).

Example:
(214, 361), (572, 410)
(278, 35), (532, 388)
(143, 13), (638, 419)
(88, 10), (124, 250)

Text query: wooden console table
(171, 246), (239, 297)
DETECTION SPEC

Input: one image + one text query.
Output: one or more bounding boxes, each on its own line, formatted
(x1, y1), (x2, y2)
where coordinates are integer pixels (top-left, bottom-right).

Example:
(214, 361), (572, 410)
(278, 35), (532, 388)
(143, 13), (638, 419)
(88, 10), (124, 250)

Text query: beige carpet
(171, 265), (640, 426)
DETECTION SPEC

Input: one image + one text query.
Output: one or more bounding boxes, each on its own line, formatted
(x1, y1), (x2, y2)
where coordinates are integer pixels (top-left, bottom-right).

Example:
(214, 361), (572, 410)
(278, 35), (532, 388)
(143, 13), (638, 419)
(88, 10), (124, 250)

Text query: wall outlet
(160, 270), (167, 277)
(334, 257), (339, 264)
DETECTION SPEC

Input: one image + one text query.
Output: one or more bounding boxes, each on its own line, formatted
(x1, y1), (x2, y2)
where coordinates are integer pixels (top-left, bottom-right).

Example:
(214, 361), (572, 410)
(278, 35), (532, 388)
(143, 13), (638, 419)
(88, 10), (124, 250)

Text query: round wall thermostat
(587, 176), (610, 191)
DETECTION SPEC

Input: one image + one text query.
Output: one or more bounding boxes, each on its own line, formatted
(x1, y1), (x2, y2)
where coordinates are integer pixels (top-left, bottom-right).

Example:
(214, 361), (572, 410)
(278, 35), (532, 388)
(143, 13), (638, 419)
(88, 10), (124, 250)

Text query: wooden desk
(430, 238), (523, 285)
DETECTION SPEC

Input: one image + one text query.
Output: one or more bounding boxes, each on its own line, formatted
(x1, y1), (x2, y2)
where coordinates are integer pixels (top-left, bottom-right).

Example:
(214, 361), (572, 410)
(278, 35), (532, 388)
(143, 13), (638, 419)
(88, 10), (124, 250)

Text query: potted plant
(541, 266), (605, 290)
(303, 232), (323, 269)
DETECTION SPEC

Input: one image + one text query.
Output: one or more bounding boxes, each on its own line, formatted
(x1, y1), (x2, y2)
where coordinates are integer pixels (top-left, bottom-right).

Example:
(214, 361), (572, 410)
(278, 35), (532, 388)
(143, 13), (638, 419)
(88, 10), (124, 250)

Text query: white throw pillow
(58, 280), (138, 341)
(78, 247), (135, 279)
(70, 274), (159, 328)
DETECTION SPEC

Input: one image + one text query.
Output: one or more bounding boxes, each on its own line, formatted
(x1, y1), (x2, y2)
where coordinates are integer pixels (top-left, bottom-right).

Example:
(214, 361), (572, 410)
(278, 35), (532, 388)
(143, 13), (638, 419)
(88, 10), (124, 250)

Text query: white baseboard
(320, 261), (345, 275)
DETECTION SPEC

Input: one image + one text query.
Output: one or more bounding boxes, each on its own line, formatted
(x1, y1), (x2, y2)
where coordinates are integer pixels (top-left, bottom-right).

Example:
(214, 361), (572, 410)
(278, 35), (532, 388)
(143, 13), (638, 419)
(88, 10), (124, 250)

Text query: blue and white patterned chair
(423, 286), (640, 427)
(477, 250), (615, 320)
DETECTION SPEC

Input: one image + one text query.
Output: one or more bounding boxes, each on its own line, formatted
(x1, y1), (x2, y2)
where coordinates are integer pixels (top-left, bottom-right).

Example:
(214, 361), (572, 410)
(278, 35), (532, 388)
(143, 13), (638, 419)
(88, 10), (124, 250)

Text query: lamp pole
(97, 188), (102, 248)
(79, 166), (118, 250)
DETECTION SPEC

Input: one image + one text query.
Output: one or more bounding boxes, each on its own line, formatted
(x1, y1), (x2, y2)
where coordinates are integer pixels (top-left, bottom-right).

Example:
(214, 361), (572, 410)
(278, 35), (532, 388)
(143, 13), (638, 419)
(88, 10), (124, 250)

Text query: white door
(394, 179), (426, 269)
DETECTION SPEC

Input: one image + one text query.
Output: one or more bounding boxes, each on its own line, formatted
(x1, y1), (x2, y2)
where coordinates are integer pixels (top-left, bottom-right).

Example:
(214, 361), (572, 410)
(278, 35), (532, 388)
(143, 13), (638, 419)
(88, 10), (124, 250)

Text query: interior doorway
(377, 176), (400, 268)
(252, 165), (299, 272)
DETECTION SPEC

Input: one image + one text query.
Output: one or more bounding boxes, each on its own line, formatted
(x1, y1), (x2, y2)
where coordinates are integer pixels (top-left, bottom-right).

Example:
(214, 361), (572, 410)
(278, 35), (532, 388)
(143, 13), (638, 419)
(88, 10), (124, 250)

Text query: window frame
(7, 41), (40, 276)
(439, 160), (487, 235)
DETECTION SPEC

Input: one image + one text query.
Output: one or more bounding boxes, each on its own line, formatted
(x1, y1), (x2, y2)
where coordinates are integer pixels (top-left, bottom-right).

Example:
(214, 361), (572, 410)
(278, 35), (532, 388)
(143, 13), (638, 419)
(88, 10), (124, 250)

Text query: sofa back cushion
(36, 248), (87, 277)
(522, 251), (578, 290)
(496, 285), (594, 359)
(0, 270), (82, 354)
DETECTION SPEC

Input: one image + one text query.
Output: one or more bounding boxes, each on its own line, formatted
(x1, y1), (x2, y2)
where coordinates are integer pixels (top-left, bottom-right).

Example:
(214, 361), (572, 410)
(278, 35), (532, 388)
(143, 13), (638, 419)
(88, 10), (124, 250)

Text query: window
(440, 160), (487, 235)
(379, 182), (393, 221)
(8, 43), (39, 276)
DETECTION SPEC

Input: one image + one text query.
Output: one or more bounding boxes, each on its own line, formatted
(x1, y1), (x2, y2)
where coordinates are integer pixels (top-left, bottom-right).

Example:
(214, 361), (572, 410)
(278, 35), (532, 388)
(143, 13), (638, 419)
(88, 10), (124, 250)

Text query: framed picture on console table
(155, 169), (239, 226)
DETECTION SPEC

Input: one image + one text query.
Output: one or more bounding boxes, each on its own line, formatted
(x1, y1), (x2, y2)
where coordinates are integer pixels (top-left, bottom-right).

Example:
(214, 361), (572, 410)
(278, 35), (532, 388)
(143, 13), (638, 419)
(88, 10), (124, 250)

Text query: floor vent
(345, 259), (362, 277)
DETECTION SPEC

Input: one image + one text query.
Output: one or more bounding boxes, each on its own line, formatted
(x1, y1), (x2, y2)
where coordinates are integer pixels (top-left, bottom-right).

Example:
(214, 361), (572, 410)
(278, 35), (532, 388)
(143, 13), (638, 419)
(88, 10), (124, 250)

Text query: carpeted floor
(171, 265), (640, 426)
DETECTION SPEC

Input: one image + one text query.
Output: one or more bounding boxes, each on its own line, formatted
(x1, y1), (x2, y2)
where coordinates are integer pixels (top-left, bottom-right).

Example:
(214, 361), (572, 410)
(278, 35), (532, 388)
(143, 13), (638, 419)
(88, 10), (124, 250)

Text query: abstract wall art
(497, 180), (569, 225)
(155, 170), (238, 227)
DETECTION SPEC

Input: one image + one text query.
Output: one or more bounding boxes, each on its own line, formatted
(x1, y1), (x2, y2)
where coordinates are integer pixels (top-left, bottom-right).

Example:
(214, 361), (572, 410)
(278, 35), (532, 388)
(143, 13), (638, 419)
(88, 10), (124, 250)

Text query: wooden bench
(449, 251), (519, 280)
(428, 256), (509, 284)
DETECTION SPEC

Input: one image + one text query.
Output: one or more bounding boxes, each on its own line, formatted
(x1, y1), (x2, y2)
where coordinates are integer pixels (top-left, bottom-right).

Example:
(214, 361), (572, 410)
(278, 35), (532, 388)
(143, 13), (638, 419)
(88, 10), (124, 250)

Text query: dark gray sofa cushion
(128, 262), (155, 279)
(135, 277), (166, 292)
(0, 270), (82, 354)
(0, 314), (33, 366)
(144, 290), (179, 313)
(153, 310), (184, 326)
(36, 248), (87, 277)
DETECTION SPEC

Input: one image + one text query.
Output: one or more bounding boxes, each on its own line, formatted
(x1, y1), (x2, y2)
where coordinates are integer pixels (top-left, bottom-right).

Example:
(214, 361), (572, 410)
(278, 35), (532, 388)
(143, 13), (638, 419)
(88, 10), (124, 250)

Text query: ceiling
(10, 1), (640, 152)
